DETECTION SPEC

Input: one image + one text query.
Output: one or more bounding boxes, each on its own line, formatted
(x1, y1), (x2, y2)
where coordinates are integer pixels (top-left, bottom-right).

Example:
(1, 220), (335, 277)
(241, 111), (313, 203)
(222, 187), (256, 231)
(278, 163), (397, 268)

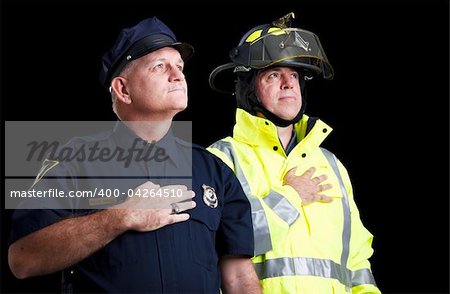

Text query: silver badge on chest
(202, 184), (218, 208)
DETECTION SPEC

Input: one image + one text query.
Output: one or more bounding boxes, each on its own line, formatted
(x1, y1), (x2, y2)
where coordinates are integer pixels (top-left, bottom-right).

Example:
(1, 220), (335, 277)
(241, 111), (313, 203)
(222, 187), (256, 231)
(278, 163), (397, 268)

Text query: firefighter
(208, 12), (381, 294)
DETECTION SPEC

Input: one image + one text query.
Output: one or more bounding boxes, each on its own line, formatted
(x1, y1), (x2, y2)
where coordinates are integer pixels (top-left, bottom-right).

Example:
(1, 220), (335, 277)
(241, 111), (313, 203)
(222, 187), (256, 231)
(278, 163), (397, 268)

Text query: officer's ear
(111, 76), (132, 104)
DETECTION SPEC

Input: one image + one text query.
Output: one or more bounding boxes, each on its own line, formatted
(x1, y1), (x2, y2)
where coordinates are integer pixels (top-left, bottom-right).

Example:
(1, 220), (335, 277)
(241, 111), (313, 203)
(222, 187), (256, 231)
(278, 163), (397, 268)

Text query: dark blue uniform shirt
(9, 122), (254, 293)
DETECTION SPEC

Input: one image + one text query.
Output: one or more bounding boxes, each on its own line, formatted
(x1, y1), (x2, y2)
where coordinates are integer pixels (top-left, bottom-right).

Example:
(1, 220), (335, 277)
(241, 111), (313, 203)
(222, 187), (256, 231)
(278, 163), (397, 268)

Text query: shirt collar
(284, 129), (297, 155)
(112, 120), (179, 166)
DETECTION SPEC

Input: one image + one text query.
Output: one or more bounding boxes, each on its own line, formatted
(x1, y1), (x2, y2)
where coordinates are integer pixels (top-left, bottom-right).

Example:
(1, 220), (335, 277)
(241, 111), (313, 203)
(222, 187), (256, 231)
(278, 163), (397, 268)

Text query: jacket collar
(233, 108), (333, 150)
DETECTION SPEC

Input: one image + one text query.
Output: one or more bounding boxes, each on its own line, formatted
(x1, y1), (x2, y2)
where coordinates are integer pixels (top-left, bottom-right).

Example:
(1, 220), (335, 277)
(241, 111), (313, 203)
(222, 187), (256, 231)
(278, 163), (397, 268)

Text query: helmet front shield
(230, 28), (334, 80)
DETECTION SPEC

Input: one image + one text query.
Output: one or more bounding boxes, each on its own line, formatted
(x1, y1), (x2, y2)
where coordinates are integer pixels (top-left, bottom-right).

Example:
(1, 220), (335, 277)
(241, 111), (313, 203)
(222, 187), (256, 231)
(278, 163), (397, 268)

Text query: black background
(1, 0), (449, 293)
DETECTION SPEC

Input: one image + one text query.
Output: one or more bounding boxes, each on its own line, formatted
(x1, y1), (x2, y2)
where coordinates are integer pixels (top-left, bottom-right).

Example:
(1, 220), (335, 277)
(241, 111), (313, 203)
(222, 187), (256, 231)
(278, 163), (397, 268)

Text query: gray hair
(108, 60), (138, 119)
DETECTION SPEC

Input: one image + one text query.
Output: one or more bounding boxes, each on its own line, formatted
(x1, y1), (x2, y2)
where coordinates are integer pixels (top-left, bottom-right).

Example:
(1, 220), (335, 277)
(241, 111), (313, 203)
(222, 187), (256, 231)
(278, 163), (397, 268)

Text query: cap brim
(133, 41), (194, 63)
(171, 42), (194, 62)
(130, 40), (194, 63)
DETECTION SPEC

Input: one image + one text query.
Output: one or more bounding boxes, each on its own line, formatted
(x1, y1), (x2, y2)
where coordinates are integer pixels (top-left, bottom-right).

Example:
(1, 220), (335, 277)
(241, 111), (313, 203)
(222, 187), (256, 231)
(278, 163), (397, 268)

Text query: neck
(123, 120), (172, 142)
(277, 124), (294, 149)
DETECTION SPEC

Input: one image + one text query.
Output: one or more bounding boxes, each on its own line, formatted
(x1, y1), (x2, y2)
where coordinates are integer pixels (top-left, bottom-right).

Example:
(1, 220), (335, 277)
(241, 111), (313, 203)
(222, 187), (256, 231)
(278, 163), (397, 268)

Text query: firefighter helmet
(210, 12), (334, 93)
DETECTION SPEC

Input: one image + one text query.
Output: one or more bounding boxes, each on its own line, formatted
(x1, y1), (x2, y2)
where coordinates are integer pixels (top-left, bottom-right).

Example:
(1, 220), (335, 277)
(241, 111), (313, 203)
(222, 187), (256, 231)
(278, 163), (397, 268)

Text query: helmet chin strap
(252, 97), (306, 127)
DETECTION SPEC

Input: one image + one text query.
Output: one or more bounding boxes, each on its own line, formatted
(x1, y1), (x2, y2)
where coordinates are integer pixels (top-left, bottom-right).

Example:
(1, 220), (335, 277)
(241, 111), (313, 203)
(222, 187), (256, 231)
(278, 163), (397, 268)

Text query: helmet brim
(209, 63), (239, 94)
(209, 58), (332, 94)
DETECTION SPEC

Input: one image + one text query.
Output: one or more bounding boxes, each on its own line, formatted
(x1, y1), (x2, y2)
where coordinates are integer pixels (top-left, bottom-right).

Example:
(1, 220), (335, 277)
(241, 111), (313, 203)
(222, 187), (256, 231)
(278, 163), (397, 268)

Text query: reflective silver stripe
(352, 268), (377, 287)
(321, 147), (352, 289)
(254, 257), (350, 286)
(254, 257), (376, 288)
(210, 140), (272, 255)
(248, 197), (272, 255)
(263, 190), (299, 226)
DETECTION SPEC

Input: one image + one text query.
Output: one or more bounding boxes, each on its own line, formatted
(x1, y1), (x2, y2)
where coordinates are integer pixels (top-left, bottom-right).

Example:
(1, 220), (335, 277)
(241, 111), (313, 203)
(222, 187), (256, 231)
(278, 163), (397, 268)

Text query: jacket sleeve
(336, 159), (381, 294)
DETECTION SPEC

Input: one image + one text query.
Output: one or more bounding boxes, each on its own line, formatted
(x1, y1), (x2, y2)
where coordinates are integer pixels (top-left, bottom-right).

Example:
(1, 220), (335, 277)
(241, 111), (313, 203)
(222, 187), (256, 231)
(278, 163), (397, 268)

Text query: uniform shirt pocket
(188, 205), (221, 271)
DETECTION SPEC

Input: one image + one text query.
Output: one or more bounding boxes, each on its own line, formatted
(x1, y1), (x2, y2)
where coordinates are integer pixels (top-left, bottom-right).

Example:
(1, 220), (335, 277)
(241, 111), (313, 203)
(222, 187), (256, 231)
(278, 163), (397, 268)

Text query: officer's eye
(154, 63), (166, 71)
(268, 72), (279, 79)
(291, 72), (299, 79)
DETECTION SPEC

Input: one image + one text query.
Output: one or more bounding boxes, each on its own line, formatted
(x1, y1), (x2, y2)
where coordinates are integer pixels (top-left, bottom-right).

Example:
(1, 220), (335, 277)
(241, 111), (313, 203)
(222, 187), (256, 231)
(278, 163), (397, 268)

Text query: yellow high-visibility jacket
(208, 109), (381, 294)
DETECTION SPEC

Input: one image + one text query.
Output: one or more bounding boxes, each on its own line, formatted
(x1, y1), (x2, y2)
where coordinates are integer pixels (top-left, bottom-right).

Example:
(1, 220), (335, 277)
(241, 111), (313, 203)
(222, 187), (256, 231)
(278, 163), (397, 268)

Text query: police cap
(99, 17), (194, 88)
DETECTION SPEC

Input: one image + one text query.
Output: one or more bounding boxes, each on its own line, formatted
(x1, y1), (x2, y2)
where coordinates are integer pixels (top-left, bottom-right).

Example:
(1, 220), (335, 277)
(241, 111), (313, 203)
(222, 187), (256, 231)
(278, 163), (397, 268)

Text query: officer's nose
(169, 66), (185, 82)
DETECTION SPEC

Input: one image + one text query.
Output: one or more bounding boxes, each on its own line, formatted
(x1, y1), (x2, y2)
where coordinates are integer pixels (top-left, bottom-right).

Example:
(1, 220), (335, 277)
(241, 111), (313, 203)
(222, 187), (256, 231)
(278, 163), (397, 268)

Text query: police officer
(208, 13), (381, 293)
(8, 17), (261, 293)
